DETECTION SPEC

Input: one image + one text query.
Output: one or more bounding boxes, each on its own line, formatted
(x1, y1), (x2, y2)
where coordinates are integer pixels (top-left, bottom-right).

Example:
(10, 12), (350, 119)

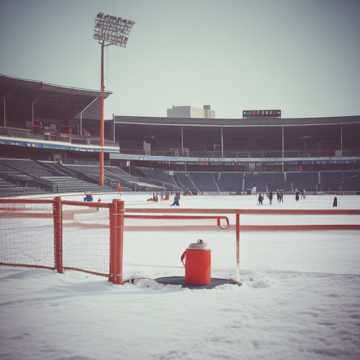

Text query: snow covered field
(1, 194), (360, 360)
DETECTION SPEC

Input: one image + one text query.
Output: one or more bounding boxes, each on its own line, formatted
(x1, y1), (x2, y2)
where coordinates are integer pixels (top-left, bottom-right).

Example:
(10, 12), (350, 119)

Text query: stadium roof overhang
(0, 74), (112, 122)
(114, 115), (360, 128)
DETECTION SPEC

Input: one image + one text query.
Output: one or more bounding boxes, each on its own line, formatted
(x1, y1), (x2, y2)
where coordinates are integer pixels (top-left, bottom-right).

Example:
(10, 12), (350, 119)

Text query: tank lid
(188, 239), (208, 249)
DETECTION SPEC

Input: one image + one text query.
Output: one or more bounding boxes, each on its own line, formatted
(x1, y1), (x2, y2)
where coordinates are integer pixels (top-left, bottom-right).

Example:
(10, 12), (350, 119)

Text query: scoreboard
(243, 109), (281, 118)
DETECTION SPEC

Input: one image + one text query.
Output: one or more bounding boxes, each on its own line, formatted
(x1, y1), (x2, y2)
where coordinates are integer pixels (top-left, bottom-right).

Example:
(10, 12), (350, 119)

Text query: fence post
(53, 196), (63, 273)
(109, 200), (115, 282)
(109, 199), (124, 284)
(235, 212), (240, 281)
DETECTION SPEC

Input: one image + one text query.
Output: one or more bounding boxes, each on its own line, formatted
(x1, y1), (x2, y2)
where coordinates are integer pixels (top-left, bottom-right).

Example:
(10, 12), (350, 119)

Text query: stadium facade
(0, 74), (359, 195)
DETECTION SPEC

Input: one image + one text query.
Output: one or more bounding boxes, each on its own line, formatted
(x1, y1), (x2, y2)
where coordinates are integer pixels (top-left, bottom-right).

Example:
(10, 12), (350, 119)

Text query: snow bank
(1, 194), (360, 359)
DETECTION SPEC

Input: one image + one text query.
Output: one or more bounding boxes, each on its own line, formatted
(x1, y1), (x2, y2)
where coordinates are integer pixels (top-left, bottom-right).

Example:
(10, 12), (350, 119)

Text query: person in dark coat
(268, 191), (273, 205)
(301, 189), (306, 199)
(332, 196), (338, 208)
(277, 190), (284, 203)
(171, 192), (180, 206)
(84, 193), (93, 202)
(276, 190), (281, 202)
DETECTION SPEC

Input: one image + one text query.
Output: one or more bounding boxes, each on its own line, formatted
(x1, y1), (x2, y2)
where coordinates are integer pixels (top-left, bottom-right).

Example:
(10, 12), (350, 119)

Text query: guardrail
(125, 207), (360, 281)
(1, 198), (360, 284)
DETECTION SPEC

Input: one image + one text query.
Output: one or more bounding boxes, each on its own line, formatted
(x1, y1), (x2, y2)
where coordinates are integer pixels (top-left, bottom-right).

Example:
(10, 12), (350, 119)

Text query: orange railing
(1, 198), (360, 284)
(125, 207), (360, 278)
(0, 197), (124, 284)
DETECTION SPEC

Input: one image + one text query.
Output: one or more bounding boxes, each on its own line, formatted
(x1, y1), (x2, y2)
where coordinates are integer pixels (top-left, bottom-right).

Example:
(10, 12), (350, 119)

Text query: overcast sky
(1, 0), (359, 119)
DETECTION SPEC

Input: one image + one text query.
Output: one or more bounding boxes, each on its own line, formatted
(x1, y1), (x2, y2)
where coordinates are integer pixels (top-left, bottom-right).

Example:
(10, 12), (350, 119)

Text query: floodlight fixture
(92, 12), (135, 186)
(94, 12), (135, 47)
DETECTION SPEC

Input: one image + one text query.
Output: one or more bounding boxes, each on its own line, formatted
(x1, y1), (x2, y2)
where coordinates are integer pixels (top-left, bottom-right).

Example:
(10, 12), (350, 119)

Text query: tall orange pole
(53, 196), (63, 273)
(236, 213), (240, 264)
(109, 199), (124, 284)
(99, 40), (105, 187)
(109, 199), (115, 282)
(235, 212), (240, 281)
(116, 199), (125, 284)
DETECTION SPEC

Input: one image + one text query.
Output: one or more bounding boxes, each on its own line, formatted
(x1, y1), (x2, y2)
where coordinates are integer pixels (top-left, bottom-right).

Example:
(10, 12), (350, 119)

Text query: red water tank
(181, 239), (211, 286)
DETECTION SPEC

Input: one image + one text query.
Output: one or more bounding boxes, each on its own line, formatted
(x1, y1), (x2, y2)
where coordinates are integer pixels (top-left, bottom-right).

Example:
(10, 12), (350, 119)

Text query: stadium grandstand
(111, 114), (360, 194)
(0, 73), (359, 196)
(0, 74), (166, 195)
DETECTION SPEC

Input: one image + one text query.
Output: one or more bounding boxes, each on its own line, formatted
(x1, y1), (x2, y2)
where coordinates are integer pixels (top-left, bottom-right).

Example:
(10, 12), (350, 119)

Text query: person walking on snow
(332, 196), (338, 208)
(268, 191), (273, 205)
(171, 192), (180, 206)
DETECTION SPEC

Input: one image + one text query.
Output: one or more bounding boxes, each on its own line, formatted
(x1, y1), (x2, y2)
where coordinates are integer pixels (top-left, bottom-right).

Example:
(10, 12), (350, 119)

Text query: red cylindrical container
(181, 239), (211, 286)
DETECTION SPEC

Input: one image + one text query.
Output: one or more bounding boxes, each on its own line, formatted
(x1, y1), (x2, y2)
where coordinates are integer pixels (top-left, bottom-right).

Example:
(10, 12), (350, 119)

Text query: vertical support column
(340, 126), (343, 154)
(31, 100), (35, 128)
(281, 126), (285, 172)
(109, 201), (115, 282)
(113, 113), (116, 144)
(3, 96), (6, 128)
(99, 40), (105, 187)
(79, 111), (83, 137)
(220, 127), (224, 157)
(109, 199), (124, 284)
(53, 196), (63, 273)
(235, 212), (240, 281)
(180, 127), (184, 154)
(117, 200), (125, 284)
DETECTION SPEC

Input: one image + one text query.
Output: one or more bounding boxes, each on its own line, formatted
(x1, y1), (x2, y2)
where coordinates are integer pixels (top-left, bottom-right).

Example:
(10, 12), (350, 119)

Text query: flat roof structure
(0, 74), (112, 123)
(114, 114), (360, 128)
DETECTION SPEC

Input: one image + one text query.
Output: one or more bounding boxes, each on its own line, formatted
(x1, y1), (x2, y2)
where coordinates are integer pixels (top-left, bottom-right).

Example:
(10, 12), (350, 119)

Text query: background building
(167, 105), (215, 118)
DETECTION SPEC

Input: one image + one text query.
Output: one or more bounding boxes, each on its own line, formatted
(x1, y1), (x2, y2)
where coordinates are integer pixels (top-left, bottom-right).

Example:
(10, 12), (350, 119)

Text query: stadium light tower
(93, 12), (135, 186)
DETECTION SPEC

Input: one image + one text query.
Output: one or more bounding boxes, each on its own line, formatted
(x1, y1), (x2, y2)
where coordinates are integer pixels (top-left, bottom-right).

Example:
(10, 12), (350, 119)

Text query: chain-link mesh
(62, 205), (110, 276)
(0, 201), (54, 268)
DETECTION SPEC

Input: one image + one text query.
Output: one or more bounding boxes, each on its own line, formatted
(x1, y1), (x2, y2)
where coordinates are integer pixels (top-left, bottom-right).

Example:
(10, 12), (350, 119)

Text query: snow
(1, 194), (360, 360)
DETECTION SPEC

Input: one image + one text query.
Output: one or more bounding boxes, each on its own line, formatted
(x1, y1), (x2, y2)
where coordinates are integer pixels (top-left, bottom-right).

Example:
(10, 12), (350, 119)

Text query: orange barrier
(0, 208), (98, 220)
(125, 214), (230, 229)
(2, 198), (360, 284)
(0, 212), (53, 218)
(125, 207), (360, 277)
(0, 198), (53, 204)
(0, 197), (124, 285)
(125, 207), (360, 215)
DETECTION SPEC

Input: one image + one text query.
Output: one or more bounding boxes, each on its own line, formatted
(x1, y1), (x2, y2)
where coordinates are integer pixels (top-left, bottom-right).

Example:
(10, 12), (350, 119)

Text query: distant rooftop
(115, 114), (360, 128)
